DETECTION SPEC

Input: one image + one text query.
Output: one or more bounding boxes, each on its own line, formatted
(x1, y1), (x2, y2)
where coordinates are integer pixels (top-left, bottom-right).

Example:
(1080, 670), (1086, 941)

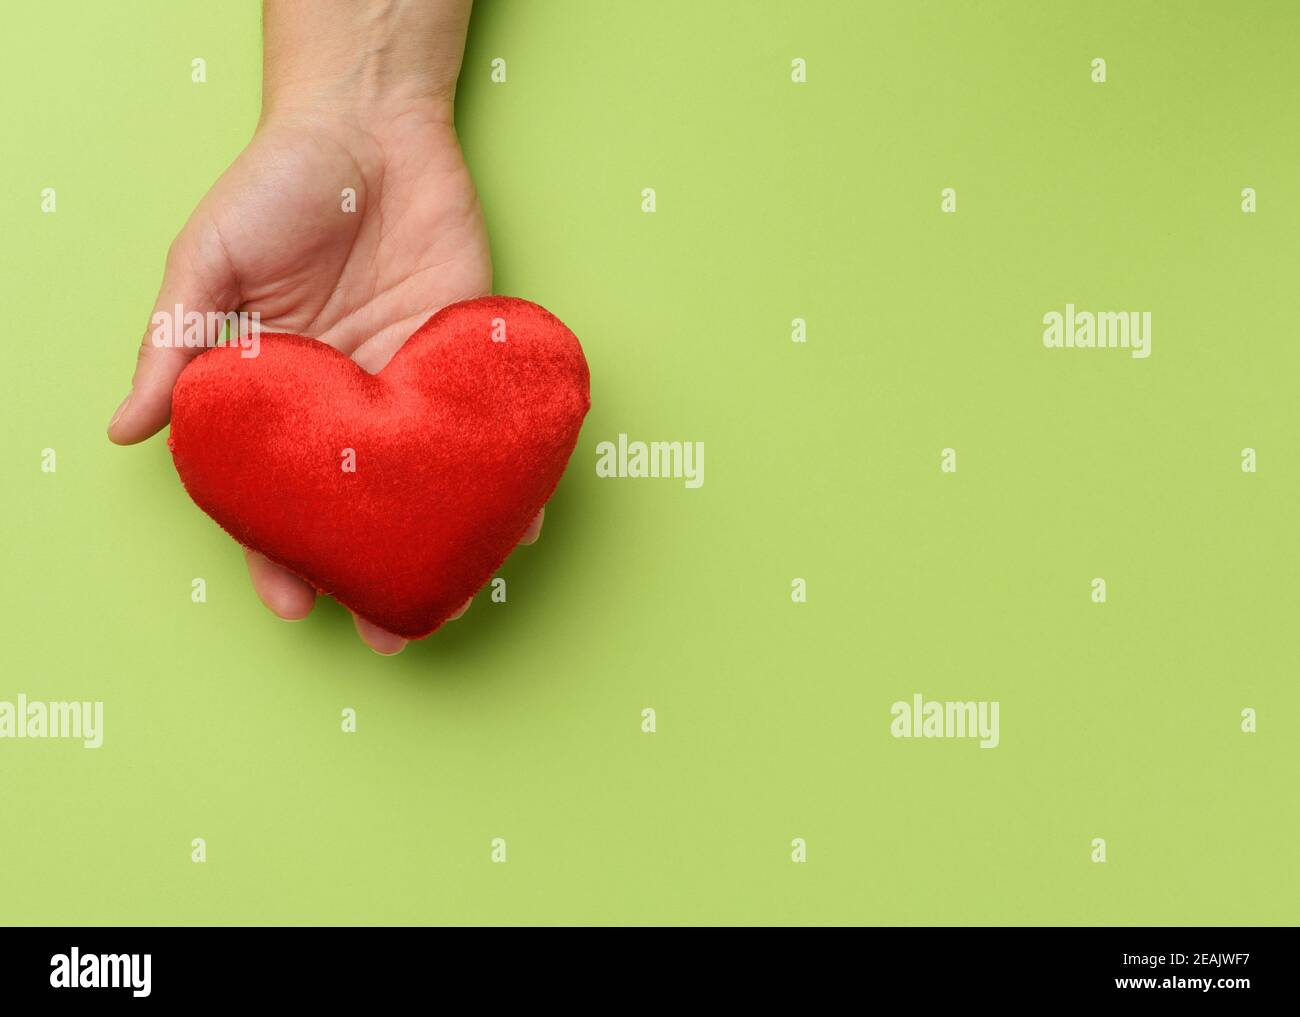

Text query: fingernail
(108, 393), (131, 430)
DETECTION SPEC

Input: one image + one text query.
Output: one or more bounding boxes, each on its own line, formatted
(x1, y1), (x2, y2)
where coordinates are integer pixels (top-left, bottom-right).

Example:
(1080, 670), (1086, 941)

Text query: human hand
(107, 0), (538, 654)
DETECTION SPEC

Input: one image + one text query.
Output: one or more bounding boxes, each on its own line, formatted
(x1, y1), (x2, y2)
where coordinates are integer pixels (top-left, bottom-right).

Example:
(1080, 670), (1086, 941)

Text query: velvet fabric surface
(169, 297), (591, 638)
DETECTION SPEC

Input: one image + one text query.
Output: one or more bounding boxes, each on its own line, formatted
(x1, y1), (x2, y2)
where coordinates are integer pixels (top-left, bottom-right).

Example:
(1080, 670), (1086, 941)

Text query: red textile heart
(168, 296), (590, 638)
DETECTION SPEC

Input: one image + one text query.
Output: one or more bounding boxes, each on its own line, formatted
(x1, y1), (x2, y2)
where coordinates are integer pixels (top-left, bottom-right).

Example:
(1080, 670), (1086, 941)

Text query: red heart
(168, 296), (590, 638)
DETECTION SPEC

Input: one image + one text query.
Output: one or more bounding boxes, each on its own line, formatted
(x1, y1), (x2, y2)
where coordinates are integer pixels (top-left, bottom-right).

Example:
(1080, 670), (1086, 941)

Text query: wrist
(261, 0), (471, 123)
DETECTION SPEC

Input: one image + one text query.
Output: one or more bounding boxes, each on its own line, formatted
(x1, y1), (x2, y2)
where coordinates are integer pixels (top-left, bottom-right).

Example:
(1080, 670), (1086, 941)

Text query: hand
(107, 0), (536, 654)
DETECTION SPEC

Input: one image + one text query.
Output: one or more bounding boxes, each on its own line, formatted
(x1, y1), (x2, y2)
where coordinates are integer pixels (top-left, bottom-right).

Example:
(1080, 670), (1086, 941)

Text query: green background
(2, 0), (1296, 924)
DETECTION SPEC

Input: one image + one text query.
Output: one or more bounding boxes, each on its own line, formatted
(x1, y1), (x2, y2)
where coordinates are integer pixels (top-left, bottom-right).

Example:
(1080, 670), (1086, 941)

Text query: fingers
(350, 593), (471, 655)
(352, 614), (408, 656)
(244, 547), (407, 654)
(519, 507), (544, 545)
(244, 548), (316, 621)
(108, 223), (239, 444)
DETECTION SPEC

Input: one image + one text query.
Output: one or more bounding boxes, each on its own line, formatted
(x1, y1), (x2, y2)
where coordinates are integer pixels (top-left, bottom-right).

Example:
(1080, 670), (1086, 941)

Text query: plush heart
(168, 296), (590, 638)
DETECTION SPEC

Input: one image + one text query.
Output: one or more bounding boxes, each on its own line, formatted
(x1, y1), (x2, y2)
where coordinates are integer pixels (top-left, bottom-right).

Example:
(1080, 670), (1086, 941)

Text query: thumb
(108, 224), (239, 444)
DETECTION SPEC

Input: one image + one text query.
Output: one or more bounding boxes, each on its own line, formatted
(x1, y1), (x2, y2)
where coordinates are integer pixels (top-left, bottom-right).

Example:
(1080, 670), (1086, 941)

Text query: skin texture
(107, 0), (538, 655)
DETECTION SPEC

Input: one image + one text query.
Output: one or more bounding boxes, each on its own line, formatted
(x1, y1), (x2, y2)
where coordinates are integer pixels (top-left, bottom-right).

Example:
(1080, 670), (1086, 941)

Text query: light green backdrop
(2, 0), (1296, 925)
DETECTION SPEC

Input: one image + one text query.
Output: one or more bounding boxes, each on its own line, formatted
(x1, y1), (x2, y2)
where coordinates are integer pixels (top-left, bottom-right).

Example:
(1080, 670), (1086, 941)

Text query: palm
(193, 109), (491, 372)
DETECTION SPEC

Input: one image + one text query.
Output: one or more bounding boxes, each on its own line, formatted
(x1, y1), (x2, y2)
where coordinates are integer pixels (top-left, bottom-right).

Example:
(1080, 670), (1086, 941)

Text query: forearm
(262, 0), (473, 119)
